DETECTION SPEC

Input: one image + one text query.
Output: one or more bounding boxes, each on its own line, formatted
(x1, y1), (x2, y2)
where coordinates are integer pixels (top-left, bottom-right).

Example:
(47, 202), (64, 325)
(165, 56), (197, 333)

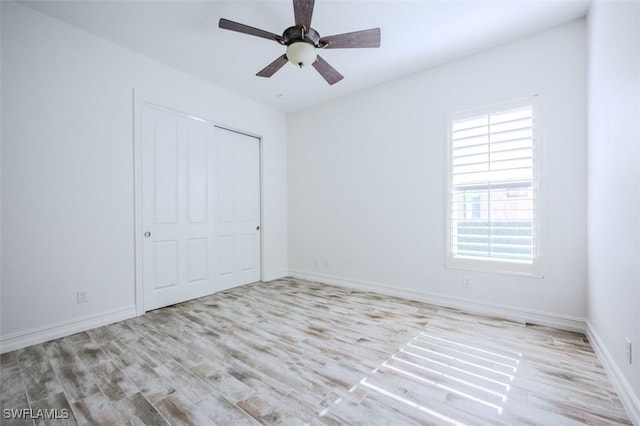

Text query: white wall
(587, 0), (640, 419)
(0, 2), (288, 346)
(288, 20), (587, 327)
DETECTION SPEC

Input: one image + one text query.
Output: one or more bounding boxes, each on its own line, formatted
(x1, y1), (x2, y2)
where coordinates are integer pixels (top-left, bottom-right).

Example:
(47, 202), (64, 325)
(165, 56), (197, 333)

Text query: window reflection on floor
(319, 328), (522, 425)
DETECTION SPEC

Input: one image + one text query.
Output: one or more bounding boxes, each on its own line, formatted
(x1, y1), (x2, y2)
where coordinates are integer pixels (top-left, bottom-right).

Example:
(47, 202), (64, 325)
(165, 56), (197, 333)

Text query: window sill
(446, 256), (543, 278)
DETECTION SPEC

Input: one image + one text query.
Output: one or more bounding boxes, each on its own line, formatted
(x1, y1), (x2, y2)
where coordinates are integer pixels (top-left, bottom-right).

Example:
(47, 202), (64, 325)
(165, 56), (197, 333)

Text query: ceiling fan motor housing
(282, 25), (321, 46)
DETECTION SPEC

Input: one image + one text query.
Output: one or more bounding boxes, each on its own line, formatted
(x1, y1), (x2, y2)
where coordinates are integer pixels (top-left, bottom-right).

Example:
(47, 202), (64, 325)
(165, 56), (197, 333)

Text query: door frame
(132, 90), (264, 316)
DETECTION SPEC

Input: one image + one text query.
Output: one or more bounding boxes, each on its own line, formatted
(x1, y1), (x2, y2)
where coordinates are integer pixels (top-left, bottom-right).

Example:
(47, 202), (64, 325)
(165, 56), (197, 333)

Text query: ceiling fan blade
(320, 28), (381, 49)
(219, 18), (281, 42)
(312, 55), (344, 85)
(293, 0), (314, 30)
(256, 54), (289, 78)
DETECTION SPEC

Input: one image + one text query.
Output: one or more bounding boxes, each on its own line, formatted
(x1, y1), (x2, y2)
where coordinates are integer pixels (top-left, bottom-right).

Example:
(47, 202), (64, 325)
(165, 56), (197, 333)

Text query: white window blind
(446, 97), (540, 276)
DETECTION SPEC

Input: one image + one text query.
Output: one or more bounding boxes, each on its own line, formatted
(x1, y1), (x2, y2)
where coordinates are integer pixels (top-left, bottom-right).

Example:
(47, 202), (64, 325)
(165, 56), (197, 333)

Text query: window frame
(445, 96), (542, 277)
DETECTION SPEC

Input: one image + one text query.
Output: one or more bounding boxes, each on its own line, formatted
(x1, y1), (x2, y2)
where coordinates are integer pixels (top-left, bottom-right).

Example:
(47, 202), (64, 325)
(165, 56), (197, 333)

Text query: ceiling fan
(218, 0), (381, 85)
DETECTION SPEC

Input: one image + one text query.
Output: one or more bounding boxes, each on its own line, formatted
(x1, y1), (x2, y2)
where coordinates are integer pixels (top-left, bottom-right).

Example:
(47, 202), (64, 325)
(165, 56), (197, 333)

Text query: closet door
(141, 106), (217, 311)
(141, 106), (261, 311)
(214, 127), (261, 290)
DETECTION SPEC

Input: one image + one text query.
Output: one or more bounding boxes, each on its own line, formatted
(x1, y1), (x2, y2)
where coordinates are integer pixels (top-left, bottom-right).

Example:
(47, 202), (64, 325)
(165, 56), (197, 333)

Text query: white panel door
(214, 127), (261, 290)
(141, 106), (216, 311)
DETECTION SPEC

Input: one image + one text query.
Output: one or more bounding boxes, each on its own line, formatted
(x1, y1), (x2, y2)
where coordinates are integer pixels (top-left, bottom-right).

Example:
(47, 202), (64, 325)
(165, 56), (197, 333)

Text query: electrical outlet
(77, 290), (88, 303)
(625, 338), (632, 364)
(463, 276), (471, 288)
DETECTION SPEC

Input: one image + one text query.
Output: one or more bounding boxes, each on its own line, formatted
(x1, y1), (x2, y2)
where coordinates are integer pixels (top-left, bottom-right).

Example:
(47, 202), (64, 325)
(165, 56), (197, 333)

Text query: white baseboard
(586, 322), (640, 425)
(0, 305), (137, 354)
(288, 270), (586, 333)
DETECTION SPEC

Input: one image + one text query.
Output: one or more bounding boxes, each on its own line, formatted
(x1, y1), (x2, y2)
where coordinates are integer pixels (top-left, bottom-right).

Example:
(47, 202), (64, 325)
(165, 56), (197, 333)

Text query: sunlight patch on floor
(319, 324), (522, 423)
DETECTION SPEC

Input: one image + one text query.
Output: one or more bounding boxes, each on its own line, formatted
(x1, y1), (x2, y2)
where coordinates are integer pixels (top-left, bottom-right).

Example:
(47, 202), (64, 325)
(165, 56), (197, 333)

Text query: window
(446, 97), (541, 276)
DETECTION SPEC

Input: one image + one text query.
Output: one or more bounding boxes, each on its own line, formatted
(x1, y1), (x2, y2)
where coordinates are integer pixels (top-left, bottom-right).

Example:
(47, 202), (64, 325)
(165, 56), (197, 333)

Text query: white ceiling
(21, 0), (590, 112)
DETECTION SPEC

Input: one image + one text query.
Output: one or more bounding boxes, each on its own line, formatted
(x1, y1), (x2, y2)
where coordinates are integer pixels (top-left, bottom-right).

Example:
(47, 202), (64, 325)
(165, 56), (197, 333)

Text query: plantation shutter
(447, 97), (540, 275)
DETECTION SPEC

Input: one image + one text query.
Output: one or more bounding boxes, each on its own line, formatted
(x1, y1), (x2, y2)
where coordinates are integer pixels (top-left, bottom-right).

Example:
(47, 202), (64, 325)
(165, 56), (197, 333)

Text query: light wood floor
(0, 278), (632, 425)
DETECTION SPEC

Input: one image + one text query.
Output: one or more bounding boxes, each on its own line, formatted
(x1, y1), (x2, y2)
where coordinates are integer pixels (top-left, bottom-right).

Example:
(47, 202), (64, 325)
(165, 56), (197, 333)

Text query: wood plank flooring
(0, 278), (632, 425)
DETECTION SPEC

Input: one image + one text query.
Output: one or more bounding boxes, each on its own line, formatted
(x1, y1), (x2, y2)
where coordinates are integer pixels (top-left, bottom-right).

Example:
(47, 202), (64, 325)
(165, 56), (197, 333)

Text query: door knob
(144, 232), (151, 238)
(256, 226), (260, 231)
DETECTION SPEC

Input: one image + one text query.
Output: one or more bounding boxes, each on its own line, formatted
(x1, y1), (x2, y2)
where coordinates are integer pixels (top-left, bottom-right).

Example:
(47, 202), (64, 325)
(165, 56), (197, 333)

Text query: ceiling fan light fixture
(286, 41), (317, 68)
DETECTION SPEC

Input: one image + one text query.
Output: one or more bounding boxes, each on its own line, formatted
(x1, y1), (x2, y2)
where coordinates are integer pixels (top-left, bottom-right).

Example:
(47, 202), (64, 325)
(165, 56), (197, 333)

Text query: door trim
(132, 90), (264, 316)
